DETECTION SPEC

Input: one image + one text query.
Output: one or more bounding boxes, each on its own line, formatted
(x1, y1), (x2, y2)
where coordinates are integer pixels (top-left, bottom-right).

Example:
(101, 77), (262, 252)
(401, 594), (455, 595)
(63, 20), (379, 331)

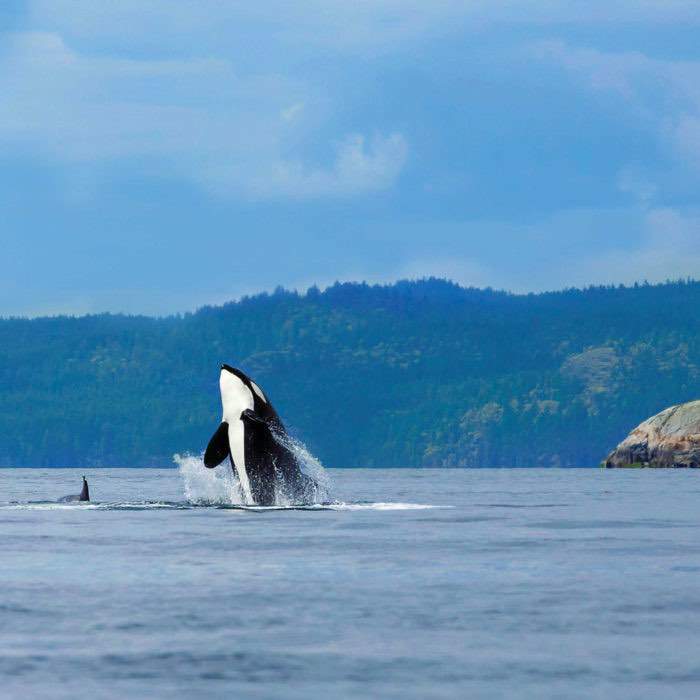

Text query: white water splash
(175, 453), (246, 505)
(175, 438), (332, 506)
(323, 502), (449, 511)
(0, 502), (190, 511)
(271, 430), (332, 504)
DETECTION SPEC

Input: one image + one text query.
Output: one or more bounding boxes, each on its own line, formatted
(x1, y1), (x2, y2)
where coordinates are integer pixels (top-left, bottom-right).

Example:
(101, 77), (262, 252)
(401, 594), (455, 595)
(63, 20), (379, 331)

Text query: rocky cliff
(605, 400), (700, 468)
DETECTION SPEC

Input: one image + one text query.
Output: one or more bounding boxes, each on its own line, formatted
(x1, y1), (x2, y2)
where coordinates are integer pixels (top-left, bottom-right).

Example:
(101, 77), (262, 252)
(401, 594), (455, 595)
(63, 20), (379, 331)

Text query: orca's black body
(204, 364), (317, 505)
(59, 476), (90, 503)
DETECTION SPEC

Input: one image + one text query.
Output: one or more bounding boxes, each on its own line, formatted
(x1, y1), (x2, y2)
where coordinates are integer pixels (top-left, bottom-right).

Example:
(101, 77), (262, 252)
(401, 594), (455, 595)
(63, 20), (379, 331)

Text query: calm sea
(2, 467), (700, 699)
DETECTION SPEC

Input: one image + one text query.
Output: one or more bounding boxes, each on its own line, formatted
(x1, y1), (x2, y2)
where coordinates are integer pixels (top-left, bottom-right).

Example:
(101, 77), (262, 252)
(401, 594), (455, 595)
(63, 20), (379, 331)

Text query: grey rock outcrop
(605, 400), (700, 468)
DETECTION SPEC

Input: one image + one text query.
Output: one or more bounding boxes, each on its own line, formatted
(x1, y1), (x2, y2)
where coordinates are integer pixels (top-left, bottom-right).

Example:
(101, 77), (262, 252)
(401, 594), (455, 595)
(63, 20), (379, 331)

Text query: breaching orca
(59, 476), (90, 503)
(204, 364), (317, 505)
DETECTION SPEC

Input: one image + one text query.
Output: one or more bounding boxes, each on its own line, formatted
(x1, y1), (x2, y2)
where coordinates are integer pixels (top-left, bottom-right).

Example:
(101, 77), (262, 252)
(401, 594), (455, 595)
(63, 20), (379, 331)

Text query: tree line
(1, 277), (699, 468)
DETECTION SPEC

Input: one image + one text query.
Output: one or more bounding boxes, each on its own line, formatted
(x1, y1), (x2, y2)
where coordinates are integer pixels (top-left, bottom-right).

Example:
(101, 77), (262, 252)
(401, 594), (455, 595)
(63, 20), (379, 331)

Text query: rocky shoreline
(605, 400), (700, 468)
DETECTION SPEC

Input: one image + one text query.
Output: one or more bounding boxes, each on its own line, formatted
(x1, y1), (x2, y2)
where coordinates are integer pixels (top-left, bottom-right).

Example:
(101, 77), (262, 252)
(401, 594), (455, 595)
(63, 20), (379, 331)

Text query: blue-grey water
(2, 468), (700, 699)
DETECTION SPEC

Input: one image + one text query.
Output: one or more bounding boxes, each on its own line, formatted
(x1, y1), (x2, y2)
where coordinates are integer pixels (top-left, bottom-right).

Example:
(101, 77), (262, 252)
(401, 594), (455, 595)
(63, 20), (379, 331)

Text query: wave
(319, 501), (449, 511)
(0, 500), (447, 512)
(0, 500), (191, 511)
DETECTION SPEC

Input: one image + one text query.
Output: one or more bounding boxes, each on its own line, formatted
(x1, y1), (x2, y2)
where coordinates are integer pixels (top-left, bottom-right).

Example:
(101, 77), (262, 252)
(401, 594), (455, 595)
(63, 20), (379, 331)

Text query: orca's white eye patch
(250, 381), (267, 403)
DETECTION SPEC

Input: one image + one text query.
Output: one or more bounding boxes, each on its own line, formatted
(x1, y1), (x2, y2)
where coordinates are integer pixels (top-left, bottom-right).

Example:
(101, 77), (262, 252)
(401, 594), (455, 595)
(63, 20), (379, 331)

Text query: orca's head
(219, 364), (268, 409)
(221, 363), (245, 379)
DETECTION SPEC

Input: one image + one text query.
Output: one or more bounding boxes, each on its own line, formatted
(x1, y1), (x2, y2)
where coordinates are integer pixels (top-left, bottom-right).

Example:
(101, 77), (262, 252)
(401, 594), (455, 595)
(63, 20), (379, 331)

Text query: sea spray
(175, 453), (245, 505)
(175, 436), (331, 506)
(271, 430), (332, 504)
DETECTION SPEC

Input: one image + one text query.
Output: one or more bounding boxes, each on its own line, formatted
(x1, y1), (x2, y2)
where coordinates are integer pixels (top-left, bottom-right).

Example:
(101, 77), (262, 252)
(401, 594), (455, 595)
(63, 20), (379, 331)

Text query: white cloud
(536, 41), (700, 175)
(0, 32), (242, 161)
(286, 205), (700, 298)
(241, 133), (408, 199)
(0, 31), (406, 199)
(281, 102), (304, 123)
(371, 206), (700, 294)
(574, 207), (700, 286)
(535, 42), (666, 116)
(616, 165), (657, 204)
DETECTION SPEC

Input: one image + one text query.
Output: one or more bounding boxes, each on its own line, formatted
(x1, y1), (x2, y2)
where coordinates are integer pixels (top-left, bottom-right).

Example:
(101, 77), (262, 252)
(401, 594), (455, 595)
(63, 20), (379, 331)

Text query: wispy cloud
(574, 207), (700, 286)
(28, 1), (700, 54)
(536, 40), (700, 176)
(0, 31), (406, 199)
(281, 102), (304, 123)
(240, 133), (408, 199)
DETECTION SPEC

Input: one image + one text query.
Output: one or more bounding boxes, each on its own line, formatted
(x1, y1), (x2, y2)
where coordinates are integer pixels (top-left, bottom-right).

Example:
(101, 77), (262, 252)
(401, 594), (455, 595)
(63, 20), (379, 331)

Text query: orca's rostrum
(204, 364), (318, 505)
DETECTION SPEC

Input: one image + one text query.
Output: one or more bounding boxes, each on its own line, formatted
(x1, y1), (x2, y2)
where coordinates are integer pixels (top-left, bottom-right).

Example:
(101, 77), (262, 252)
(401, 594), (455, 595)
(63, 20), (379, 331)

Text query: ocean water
(2, 467), (700, 699)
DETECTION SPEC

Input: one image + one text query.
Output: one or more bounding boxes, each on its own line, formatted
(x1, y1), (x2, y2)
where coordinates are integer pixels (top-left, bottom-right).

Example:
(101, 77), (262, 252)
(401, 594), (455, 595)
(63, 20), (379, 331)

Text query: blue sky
(2, 1), (700, 316)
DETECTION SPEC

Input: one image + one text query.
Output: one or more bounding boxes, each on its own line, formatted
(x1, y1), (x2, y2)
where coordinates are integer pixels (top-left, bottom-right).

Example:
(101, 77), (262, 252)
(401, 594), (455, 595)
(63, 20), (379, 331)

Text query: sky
(2, 1), (700, 316)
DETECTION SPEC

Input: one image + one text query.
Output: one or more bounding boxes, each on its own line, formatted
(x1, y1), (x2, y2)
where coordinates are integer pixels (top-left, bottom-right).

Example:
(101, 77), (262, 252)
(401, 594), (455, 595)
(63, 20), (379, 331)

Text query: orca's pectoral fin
(204, 421), (230, 468)
(241, 409), (276, 457)
(241, 410), (278, 456)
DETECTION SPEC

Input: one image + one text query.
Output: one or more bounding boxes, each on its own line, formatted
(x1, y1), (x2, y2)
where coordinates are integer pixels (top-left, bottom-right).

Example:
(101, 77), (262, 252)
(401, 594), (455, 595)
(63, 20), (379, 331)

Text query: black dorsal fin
(79, 476), (90, 502)
(204, 422), (230, 468)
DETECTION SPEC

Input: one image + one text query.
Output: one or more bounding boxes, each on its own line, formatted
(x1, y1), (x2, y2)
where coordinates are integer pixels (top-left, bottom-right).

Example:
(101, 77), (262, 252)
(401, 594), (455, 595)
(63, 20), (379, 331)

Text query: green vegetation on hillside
(1, 278), (699, 468)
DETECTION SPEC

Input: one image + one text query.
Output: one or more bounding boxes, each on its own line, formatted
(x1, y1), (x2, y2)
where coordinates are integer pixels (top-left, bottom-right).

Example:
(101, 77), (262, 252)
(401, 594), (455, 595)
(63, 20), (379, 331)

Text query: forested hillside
(2, 278), (700, 468)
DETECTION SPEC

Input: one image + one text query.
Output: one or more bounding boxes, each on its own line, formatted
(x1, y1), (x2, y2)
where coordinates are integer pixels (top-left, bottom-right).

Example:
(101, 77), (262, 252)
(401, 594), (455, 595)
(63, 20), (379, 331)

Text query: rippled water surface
(2, 468), (700, 699)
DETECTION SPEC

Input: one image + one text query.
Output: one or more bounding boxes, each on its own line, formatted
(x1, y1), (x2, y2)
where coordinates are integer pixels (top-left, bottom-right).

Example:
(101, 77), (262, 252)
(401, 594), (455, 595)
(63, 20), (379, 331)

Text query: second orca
(59, 476), (90, 503)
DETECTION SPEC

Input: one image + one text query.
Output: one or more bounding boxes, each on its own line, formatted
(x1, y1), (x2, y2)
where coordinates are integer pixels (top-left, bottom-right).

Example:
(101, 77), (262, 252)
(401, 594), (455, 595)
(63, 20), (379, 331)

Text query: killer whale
(204, 364), (318, 505)
(59, 476), (90, 503)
